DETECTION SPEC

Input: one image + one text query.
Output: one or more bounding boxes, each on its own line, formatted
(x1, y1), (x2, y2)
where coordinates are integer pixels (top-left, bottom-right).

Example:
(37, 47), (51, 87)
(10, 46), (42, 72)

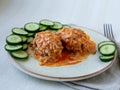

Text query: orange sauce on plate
(41, 50), (89, 67)
(28, 47), (89, 67)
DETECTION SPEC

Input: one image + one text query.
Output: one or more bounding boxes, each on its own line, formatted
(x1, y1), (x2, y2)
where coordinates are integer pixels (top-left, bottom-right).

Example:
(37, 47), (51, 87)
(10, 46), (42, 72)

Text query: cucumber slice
(20, 36), (27, 42)
(24, 22), (40, 32)
(99, 44), (116, 55)
(27, 32), (35, 37)
(27, 37), (34, 43)
(10, 50), (28, 59)
(5, 44), (23, 51)
(23, 44), (28, 50)
(99, 55), (114, 62)
(12, 28), (28, 36)
(63, 24), (71, 28)
(98, 41), (115, 48)
(49, 30), (56, 33)
(50, 22), (63, 29)
(6, 34), (22, 44)
(39, 24), (47, 31)
(40, 19), (54, 26)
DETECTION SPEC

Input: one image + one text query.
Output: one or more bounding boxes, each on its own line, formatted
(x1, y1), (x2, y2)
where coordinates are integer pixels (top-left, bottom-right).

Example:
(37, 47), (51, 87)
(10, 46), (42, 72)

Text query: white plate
(8, 25), (116, 81)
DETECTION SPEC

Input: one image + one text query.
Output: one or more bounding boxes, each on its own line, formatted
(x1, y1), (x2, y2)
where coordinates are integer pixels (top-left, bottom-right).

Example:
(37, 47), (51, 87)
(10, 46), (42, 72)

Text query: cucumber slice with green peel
(50, 22), (63, 29)
(50, 30), (57, 33)
(27, 37), (34, 43)
(10, 50), (28, 59)
(5, 44), (23, 51)
(12, 28), (28, 36)
(63, 24), (71, 28)
(40, 19), (54, 26)
(24, 22), (40, 32)
(99, 55), (114, 62)
(20, 36), (27, 42)
(39, 24), (47, 31)
(99, 44), (116, 55)
(23, 44), (28, 50)
(98, 41), (115, 48)
(6, 34), (22, 44)
(27, 32), (35, 37)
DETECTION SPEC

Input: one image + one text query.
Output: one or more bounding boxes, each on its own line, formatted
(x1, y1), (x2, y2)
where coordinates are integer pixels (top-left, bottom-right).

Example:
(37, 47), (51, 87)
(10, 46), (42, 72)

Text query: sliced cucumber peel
(5, 44), (23, 51)
(22, 44), (28, 50)
(40, 19), (54, 26)
(63, 24), (71, 28)
(50, 22), (63, 29)
(6, 34), (22, 44)
(39, 24), (47, 31)
(12, 28), (28, 36)
(24, 22), (40, 32)
(99, 44), (116, 55)
(10, 50), (28, 59)
(98, 41), (115, 49)
(99, 55), (114, 62)
(27, 37), (34, 43)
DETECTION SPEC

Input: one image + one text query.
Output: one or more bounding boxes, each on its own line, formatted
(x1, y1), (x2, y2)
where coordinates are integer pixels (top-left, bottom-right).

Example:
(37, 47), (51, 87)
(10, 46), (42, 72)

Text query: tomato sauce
(27, 44), (90, 67)
(39, 49), (89, 67)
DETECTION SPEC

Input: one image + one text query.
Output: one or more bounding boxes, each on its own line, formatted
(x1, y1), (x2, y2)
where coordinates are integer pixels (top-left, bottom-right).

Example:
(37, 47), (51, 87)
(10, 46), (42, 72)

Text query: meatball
(33, 31), (63, 65)
(56, 28), (96, 54)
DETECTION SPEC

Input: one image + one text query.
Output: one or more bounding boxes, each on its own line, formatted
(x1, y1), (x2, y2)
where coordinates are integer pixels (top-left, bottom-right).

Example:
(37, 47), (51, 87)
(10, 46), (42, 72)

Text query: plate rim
(8, 25), (117, 81)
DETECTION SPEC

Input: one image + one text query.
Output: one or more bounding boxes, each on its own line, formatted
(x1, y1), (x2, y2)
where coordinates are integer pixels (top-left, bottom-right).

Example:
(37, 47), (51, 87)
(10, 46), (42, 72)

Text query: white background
(0, 0), (120, 90)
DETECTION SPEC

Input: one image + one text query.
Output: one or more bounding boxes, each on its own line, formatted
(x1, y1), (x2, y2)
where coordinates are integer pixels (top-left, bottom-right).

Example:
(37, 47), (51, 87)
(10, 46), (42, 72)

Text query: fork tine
(104, 24), (107, 37)
(103, 24), (115, 42)
(106, 24), (110, 38)
(104, 24), (109, 38)
(109, 24), (115, 40)
(107, 24), (111, 39)
(107, 24), (114, 40)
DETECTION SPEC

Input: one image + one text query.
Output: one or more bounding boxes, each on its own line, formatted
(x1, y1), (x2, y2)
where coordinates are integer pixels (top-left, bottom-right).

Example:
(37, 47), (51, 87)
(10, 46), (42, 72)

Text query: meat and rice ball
(32, 31), (63, 65)
(56, 28), (96, 54)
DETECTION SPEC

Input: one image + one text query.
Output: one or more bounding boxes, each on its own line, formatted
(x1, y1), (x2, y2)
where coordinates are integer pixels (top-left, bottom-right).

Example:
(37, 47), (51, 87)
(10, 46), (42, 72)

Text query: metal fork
(103, 24), (120, 59)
